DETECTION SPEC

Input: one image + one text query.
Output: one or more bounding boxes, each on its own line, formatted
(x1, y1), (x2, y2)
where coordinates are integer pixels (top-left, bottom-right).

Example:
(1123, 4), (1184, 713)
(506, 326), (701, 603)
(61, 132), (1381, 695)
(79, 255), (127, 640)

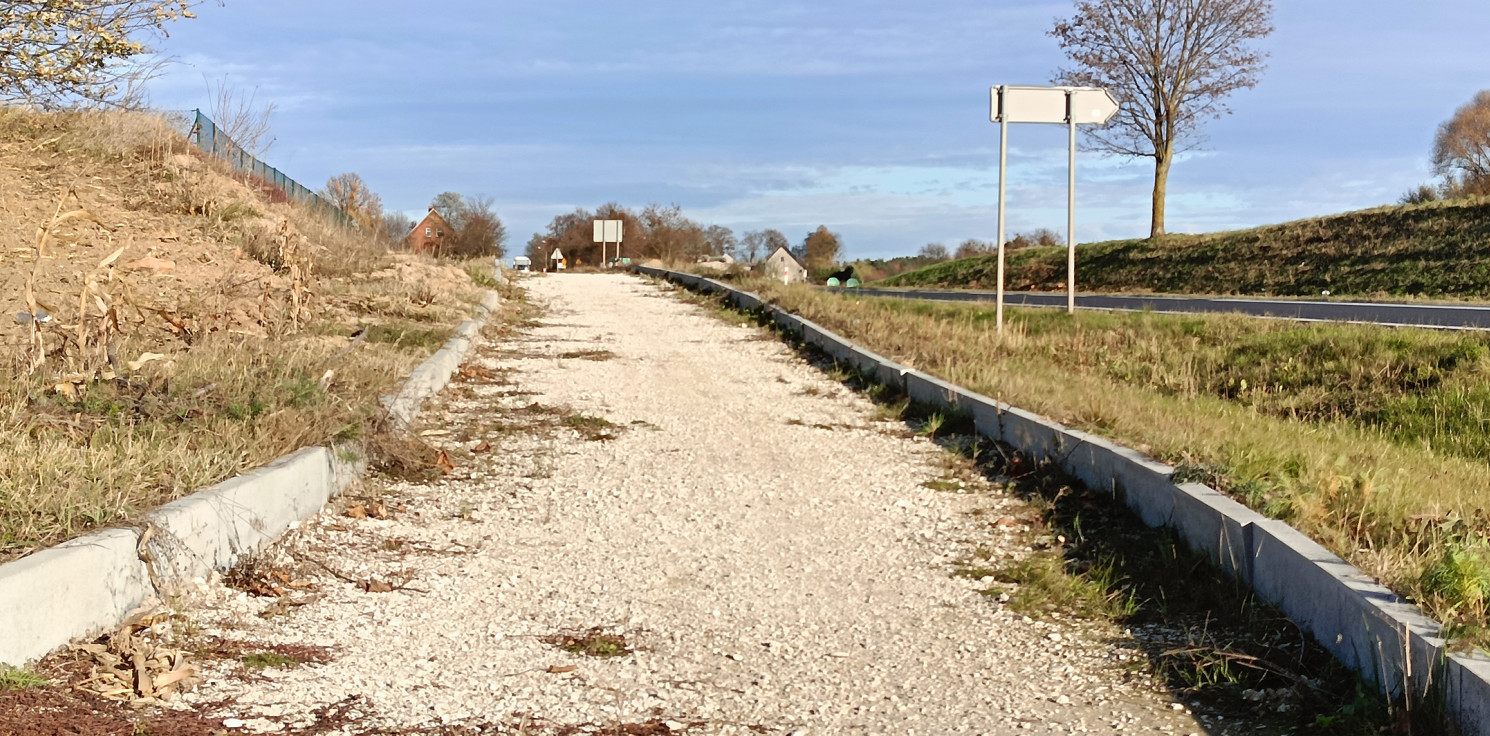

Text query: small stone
(222, 718), (246, 729)
(664, 720), (687, 732)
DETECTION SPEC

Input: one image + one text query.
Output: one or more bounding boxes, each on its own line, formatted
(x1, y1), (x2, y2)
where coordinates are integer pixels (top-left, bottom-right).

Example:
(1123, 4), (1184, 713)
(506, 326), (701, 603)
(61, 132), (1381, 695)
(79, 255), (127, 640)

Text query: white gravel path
(180, 273), (1204, 735)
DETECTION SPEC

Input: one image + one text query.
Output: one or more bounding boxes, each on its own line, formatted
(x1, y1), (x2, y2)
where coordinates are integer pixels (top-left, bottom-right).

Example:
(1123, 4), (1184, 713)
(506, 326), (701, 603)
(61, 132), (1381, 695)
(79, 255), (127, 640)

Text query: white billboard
(592, 219), (623, 242)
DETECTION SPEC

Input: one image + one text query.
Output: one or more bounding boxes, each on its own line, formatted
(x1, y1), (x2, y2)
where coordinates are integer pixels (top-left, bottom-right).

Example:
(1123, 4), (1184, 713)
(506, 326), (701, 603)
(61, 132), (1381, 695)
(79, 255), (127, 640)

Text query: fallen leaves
(69, 608), (197, 704)
(344, 500), (403, 520)
(457, 363), (492, 381)
(345, 502), (387, 520)
(435, 449), (456, 474)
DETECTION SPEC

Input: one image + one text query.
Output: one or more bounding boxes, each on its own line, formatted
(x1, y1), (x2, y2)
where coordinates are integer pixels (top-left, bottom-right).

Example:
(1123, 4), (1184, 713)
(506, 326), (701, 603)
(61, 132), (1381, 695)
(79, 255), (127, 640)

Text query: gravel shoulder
(177, 273), (1204, 735)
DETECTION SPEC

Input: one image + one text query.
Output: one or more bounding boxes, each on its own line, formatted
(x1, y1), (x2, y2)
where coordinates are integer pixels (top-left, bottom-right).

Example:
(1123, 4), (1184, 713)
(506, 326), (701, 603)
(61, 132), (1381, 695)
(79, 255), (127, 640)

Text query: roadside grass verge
(3, 316), (428, 560)
(752, 283), (1490, 649)
(881, 196), (1490, 299)
(0, 280), (529, 560)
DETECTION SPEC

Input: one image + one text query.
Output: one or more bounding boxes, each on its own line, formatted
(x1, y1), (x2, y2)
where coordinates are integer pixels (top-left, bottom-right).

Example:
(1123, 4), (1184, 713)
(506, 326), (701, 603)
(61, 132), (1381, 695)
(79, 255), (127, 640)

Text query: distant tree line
(524, 203), (843, 270)
(913, 230), (1063, 264)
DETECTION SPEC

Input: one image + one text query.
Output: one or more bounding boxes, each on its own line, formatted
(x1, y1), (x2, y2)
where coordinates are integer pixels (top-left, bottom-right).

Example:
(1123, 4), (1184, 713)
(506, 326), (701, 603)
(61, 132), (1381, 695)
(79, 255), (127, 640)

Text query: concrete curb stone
(0, 290), (501, 667)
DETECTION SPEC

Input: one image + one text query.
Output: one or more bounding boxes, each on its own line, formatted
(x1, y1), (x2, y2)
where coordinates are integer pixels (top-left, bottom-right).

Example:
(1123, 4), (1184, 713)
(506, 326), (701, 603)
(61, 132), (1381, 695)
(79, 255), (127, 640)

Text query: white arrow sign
(988, 85), (1120, 332)
(1067, 88), (1119, 125)
(991, 86), (1118, 125)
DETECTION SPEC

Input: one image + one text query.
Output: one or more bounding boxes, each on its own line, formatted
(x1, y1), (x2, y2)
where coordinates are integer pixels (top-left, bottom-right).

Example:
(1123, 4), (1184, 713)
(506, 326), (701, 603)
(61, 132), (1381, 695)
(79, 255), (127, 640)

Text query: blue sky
(145, 1), (1490, 258)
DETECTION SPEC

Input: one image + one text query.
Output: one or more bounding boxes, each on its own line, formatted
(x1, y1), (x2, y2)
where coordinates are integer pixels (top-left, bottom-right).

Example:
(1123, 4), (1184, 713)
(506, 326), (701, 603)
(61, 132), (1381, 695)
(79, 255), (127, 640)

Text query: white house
(765, 246), (808, 284)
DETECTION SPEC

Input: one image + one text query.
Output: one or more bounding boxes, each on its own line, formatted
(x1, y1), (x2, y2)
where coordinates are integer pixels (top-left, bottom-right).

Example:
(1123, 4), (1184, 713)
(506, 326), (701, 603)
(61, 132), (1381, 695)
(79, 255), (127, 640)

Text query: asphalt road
(844, 287), (1490, 331)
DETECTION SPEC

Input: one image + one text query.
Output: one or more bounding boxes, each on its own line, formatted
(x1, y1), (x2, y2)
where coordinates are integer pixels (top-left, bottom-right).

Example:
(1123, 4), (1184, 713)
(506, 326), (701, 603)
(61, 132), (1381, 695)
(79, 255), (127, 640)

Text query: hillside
(0, 107), (494, 559)
(882, 198), (1490, 297)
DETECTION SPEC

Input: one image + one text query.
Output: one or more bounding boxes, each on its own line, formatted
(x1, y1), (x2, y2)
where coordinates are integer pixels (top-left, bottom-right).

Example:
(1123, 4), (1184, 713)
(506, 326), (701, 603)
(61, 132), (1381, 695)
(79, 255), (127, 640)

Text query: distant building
(405, 207), (452, 254)
(765, 246), (808, 284)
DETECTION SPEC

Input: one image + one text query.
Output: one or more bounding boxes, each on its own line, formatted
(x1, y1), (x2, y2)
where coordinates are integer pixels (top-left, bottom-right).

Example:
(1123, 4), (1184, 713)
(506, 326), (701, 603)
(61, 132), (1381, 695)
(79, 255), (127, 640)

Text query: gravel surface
(178, 273), (1206, 735)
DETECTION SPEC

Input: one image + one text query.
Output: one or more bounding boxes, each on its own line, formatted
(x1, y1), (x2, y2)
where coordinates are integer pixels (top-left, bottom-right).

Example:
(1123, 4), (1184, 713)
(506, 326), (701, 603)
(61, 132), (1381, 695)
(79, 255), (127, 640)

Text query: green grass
(544, 629), (631, 658)
(364, 321), (454, 350)
(562, 414), (618, 440)
(883, 197), (1490, 298)
(755, 283), (1490, 648)
(0, 665), (47, 690)
(991, 551), (1138, 619)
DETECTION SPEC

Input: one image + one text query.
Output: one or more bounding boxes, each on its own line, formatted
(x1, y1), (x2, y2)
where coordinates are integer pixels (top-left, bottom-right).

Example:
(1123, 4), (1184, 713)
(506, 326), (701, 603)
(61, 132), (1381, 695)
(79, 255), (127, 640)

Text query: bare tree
(1005, 229), (1063, 249)
(0, 1), (200, 108)
(704, 225), (738, 258)
(740, 231), (767, 263)
(1051, 0), (1274, 238)
(640, 204), (707, 263)
(762, 229), (791, 257)
(1433, 90), (1490, 198)
(380, 211), (415, 245)
(448, 196), (508, 258)
(952, 239), (993, 259)
(321, 173), (383, 229)
(918, 243), (950, 261)
(207, 75), (277, 155)
(430, 191), (469, 232)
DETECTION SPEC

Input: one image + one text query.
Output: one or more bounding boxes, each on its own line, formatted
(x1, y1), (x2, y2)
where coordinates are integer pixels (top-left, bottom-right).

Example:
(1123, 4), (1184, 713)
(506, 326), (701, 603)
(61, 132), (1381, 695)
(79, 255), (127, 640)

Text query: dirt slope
(0, 107), (483, 557)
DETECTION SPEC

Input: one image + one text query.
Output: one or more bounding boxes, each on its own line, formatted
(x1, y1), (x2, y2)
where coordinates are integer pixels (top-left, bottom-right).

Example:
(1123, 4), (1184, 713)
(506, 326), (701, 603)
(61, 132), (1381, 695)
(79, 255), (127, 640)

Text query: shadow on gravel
(676, 286), (1443, 736)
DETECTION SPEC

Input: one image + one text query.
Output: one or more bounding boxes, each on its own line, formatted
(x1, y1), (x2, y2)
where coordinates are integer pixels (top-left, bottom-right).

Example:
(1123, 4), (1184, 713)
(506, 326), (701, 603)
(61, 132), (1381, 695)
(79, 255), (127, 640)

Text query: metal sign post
(1068, 97), (1077, 316)
(990, 85), (1118, 330)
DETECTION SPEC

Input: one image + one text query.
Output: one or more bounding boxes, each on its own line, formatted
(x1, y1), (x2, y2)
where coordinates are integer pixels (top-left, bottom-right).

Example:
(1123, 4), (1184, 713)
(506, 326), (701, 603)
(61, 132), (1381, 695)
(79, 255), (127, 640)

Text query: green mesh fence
(186, 109), (354, 227)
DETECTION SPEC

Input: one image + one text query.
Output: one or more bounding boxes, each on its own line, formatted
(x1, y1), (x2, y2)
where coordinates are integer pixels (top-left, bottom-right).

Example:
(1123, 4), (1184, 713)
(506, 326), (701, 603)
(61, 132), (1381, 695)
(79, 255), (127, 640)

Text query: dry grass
(757, 282), (1490, 646)
(0, 107), (507, 560)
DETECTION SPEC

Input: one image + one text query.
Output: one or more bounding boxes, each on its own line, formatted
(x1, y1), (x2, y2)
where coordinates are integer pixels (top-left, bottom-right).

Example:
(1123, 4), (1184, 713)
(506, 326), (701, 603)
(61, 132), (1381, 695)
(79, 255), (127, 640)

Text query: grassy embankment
(0, 108), (516, 560)
(883, 198), (1490, 298)
(757, 282), (1490, 646)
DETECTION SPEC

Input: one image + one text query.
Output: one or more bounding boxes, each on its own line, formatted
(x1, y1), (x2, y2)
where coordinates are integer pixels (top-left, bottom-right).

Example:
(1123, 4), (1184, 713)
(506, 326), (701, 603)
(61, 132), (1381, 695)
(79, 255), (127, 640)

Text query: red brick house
(405, 207), (452, 254)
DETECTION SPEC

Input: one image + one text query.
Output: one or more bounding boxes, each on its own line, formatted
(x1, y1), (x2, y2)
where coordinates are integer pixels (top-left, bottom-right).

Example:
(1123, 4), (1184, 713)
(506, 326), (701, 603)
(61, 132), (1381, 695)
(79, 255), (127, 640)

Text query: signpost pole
(996, 87), (1008, 334)
(1067, 90), (1077, 315)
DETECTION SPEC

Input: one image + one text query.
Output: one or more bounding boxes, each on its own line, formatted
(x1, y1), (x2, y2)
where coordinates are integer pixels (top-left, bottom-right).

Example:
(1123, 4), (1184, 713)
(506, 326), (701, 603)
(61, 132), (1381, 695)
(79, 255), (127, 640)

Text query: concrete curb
(639, 266), (1489, 734)
(0, 291), (502, 667)
(384, 291), (503, 428)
